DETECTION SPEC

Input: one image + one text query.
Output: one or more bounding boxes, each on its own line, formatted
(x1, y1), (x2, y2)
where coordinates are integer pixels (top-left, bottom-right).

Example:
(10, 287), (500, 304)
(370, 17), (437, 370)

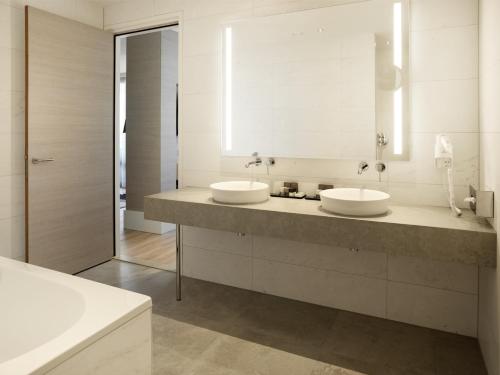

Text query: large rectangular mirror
(222, 0), (409, 160)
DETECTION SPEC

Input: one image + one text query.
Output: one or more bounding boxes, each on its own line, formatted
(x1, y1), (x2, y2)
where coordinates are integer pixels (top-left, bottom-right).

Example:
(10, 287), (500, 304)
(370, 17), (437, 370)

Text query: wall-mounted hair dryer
(434, 134), (453, 168)
(434, 134), (462, 217)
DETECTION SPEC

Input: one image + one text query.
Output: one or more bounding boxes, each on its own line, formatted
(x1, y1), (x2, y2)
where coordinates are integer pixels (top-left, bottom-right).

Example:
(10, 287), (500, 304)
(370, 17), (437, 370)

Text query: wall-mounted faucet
(375, 133), (388, 182)
(375, 161), (386, 173)
(377, 132), (389, 148)
(358, 161), (369, 175)
(245, 152), (262, 168)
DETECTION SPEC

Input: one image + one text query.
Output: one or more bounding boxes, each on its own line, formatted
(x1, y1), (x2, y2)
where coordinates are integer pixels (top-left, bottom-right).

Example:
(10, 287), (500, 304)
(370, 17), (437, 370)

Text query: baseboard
(124, 210), (175, 235)
(116, 255), (176, 273)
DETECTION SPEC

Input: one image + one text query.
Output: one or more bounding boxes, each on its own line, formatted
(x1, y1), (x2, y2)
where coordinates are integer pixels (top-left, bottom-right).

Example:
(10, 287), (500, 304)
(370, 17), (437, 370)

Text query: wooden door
(26, 7), (114, 274)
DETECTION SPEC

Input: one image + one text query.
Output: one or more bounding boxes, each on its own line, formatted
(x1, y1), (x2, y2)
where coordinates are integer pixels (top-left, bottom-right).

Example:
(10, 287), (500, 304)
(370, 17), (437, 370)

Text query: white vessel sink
(210, 181), (270, 204)
(320, 188), (390, 216)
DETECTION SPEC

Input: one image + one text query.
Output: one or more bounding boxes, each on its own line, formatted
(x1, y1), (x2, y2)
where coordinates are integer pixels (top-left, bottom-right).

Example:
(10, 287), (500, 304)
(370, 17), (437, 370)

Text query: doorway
(114, 25), (179, 271)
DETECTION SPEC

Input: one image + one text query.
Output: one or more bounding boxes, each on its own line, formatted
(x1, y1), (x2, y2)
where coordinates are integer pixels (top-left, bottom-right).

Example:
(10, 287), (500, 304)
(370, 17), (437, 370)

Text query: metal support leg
(176, 224), (182, 301)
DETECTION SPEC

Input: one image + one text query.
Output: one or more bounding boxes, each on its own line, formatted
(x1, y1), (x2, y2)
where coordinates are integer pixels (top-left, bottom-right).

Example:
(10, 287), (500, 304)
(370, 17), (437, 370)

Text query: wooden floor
(119, 209), (176, 271)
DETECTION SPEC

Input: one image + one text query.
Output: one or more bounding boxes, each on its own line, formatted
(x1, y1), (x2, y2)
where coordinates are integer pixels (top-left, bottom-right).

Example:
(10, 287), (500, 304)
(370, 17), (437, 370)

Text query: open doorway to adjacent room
(114, 25), (179, 271)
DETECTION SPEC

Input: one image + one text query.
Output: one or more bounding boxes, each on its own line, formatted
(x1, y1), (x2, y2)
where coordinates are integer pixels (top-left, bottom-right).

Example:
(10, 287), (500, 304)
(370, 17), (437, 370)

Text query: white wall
(103, 0), (479, 209)
(0, 0), (482, 264)
(0, 0), (104, 260)
(478, 0), (500, 373)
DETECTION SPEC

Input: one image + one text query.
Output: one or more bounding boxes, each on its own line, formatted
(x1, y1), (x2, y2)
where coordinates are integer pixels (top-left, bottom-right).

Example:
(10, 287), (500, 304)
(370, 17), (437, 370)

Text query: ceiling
(89, 0), (127, 6)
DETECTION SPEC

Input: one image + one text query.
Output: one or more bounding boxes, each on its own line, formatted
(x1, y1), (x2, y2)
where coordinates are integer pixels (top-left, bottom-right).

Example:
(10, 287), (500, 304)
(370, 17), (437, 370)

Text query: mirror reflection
(222, 0), (409, 160)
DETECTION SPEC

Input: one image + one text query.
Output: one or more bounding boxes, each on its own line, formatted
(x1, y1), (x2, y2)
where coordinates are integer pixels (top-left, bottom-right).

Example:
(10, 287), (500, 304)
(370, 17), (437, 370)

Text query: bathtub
(0, 256), (152, 375)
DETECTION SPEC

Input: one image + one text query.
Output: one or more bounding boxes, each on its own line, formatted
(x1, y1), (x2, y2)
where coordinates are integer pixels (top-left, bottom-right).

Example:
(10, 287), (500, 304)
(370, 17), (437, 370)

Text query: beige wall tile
(0, 215), (24, 259)
(154, 0), (185, 16)
(387, 281), (478, 337)
(0, 91), (12, 133)
(183, 15), (224, 57)
(252, 258), (387, 318)
(411, 0), (478, 31)
(182, 133), (220, 172)
(479, 65), (500, 134)
(253, 235), (387, 279)
(182, 0), (251, 20)
(183, 93), (219, 133)
(75, 0), (103, 29)
(0, 3), (23, 50)
(104, 0), (154, 25)
(412, 79), (478, 133)
(183, 226), (252, 256)
(386, 182), (469, 209)
(183, 54), (217, 94)
(387, 132), (478, 187)
(183, 245), (253, 289)
(412, 26), (478, 82)
(0, 174), (24, 220)
(479, 0), (500, 369)
(0, 131), (24, 177)
(388, 254), (478, 294)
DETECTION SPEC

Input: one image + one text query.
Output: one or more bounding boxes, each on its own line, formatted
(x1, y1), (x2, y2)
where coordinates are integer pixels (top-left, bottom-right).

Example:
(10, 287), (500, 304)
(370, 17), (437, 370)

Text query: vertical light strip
(225, 27), (233, 152)
(393, 2), (403, 155)
(394, 88), (402, 154)
(393, 2), (402, 69)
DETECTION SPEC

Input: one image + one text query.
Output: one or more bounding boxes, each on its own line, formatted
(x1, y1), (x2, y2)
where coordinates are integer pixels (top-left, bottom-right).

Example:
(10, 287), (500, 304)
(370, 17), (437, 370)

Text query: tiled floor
(77, 260), (487, 375)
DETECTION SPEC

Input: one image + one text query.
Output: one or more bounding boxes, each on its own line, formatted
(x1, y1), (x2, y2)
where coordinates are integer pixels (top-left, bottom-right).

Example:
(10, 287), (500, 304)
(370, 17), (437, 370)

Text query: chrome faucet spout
(245, 152), (262, 168)
(245, 160), (261, 168)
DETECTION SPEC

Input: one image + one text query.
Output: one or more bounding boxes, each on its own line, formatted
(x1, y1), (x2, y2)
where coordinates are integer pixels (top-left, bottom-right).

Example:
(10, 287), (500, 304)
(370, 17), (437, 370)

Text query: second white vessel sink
(210, 181), (270, 204)
(320, 188), (390, 216)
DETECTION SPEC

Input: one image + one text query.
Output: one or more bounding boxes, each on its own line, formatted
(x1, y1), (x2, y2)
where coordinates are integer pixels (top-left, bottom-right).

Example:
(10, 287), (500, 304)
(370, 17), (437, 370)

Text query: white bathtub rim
(26, 306), (152, 375)
(0, 257), (152, 375)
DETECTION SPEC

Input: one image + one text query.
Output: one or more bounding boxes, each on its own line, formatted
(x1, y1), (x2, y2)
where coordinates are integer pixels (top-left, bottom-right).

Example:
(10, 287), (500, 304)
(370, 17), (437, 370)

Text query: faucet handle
(358, 161), (369, 175)
(251, 152), (259, 157)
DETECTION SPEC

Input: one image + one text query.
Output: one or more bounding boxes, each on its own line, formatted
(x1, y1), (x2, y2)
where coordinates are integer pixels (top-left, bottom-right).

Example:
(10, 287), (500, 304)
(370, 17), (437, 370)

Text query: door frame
(107, 13), (184, 259)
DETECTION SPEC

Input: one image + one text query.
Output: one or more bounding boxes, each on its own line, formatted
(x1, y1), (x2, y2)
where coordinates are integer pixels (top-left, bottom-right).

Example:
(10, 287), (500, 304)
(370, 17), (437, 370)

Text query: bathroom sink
(210, 181), (270, 204)
(320, 188), (390, 216)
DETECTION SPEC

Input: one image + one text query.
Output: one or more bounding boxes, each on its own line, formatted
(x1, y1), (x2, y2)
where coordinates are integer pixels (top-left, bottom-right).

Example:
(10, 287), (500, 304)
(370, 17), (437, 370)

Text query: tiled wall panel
(103, 0), (480, 209)
(183, 226), (479, 337)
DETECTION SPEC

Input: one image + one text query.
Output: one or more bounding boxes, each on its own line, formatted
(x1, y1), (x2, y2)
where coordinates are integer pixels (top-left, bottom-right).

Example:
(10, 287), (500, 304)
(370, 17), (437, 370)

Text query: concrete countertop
(145, 188), (497, 267)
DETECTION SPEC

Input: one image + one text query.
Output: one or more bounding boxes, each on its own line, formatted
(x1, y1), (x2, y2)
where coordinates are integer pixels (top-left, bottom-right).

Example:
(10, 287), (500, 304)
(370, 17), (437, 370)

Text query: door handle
(32, 158), (55, 164)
